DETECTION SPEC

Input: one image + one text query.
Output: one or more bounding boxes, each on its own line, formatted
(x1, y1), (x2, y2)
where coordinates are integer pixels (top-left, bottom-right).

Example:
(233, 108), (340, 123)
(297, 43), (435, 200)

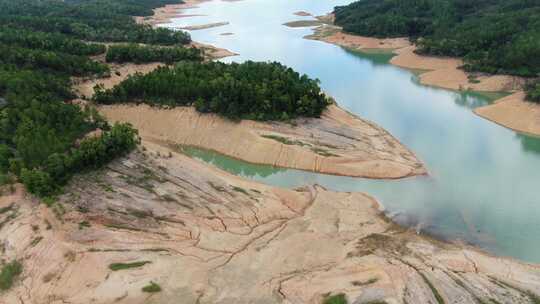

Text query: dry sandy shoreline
(2, 144), (540, 303)
(300, 15), (540, 136)
(100, 104), (426, 179)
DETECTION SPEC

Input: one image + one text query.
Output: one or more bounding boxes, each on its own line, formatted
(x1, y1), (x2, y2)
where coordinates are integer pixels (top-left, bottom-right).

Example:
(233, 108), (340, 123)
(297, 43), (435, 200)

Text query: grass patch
(232, 186), (249, 195)
(142, 281), (161, 293)
(311, 147), (339, 157)
(489, 277), (540, 304)
(419, 272), (445, 304)
(30, 236), (43, 247)
(104, 223), (143, 232)
(99, 183), (115, 192)
(261, 134), (308, 147)
(79, 221), (91, 229)
(0, 203), (14, 214)
(208, 181), (226, 192)
(128, 209), (152, 219)
(352, 277), (378, 286)
(109, 261), (151, 271)
(0, 260), (22, 290)
(323, 293), (347, 304)
(160, 194), (177, 203)
(0, 209), (18, 230)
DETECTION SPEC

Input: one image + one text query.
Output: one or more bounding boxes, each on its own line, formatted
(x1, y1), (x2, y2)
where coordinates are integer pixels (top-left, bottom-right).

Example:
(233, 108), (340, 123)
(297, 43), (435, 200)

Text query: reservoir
(163, 0), (540, 263)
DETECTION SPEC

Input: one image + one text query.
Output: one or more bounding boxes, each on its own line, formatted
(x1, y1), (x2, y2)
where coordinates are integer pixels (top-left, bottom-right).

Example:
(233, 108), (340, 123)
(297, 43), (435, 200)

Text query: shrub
(142, 281), (161, 293)
(0, 260), (23, 290)
(109, 261), (151, 271)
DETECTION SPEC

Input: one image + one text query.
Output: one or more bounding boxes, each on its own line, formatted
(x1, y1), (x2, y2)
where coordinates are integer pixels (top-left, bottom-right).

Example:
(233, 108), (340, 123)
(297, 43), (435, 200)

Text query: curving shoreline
(2, 143), (540, 303)
(2, 2), (540, 303)
(100, 104), (426, 179)
(301, 16), (540, 136)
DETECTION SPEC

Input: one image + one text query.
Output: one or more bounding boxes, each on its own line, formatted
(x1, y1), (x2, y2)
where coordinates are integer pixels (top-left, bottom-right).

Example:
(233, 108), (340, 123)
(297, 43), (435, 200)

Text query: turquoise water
(163, 0), (540, 262)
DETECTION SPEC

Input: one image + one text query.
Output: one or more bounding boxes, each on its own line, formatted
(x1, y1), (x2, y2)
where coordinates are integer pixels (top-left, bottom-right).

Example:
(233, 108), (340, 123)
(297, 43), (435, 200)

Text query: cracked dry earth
(100, 104), (426, 179)
(1, 142), (540, 304)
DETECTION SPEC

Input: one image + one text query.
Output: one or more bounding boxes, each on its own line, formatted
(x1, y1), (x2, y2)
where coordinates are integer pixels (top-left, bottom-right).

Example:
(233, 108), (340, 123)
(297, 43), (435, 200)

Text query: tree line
(0, 0), (191, 45)
(334, 0), (540, 82)
(526, 80), (540, 103)
(106, 44), (203, 64)
(93, 61), (331, 121)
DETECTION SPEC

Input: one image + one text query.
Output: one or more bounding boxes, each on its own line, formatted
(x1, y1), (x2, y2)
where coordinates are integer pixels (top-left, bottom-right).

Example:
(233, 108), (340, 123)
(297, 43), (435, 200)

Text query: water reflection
(517, 133), (540, 155)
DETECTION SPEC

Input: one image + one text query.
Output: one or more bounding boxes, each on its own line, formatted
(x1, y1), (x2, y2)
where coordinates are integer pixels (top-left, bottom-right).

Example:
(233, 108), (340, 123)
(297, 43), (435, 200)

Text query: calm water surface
(162, 0), (540, 262)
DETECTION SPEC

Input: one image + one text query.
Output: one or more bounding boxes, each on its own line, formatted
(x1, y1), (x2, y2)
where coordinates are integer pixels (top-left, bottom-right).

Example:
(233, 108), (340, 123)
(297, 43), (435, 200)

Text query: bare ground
(99, 104), (426, 179)
(474, 91), (540, 136)
(1, 143), (540, 304)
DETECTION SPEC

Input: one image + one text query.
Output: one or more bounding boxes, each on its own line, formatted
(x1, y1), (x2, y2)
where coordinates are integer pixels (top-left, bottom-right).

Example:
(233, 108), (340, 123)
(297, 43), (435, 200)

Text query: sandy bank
(75, 62), (163, 99)
(390, 45), (524, 92)
(303, 19), (540, 135)
(2, 145), (540, 304)
(475, 91), (540, 136)
(134, 0), (207, 26)
(308, 25), (522, 92)
(179, 21), (229, 31)
(100, 104), (426, 179)
(294, 11), (312, 17)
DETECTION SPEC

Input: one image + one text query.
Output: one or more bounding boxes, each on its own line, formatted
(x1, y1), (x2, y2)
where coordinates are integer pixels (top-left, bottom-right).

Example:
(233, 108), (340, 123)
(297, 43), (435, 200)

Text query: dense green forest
(334, 0), (540, 79)
(106, 44), (203, 64)
(526, 80), (540, 103)
(0, 0), (195, 197)
(0, 0), (191, 45)
(94, 61), (331, 120)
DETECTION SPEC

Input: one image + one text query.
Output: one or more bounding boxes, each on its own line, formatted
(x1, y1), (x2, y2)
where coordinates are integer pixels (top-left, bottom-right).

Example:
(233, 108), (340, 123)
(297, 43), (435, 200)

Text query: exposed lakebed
(162, 0), (540, 262)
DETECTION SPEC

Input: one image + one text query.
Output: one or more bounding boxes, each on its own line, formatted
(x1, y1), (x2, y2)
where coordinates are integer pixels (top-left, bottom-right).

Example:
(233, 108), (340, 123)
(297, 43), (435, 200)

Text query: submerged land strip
(289, 13), (540, 137)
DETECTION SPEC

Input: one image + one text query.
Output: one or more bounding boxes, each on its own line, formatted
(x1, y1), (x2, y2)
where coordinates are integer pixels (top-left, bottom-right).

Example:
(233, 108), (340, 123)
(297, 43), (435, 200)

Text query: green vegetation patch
(261, 135), (309, 146)
(525, 79), (540, 103)
(419, 272), (445, 304)
(94, 61), (331, 121)
(0, 0), (196, 198)
(109, 261), (151, 271)
(311, 147), (339, 157)
(0, 203), (14, 214)
(323, 293), (347, 304)
(351, 277), (378, 286)
(0, 260), (23, 290)
(106, 44), (202, 64)
(142, 281), (162, 293)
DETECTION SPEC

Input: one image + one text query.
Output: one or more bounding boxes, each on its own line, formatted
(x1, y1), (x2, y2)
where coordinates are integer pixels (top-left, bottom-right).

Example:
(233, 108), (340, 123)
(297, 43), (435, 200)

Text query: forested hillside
(94, 61), (331, 121)
(334, 0), (540, 95)
(0, 0), (194, 197)
(106, 44), (203, 64)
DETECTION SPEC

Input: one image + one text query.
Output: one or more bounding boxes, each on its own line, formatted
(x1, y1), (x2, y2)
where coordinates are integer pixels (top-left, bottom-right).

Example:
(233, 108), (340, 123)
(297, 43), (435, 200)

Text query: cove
(163, 0), (540, 262)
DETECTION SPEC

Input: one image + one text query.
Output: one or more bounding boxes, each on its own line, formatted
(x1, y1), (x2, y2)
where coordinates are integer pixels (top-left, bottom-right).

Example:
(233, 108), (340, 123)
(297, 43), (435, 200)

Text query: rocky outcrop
(1, 143), (539, 304)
